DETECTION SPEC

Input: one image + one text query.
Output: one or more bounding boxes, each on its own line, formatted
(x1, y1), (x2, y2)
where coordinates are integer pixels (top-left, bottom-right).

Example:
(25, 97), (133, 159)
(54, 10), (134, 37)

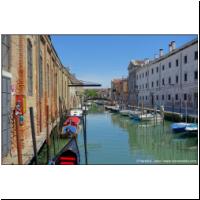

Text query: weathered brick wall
(4, 35), (81, 164)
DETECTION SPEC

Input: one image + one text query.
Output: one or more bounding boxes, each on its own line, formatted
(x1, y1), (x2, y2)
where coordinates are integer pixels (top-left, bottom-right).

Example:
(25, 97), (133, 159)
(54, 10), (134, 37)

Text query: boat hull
(49, 138), (80, 165)
(171, 123), (188, 133)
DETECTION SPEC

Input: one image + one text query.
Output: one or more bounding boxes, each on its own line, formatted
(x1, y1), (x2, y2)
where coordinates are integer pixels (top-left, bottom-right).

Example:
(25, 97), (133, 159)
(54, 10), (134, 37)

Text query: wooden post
(15, 115), (23, 164)
(142, 100), (144, 115)
(155, 105), (157, 124)
(29, 107), (38, 164)
(83, 111), (88, 165)
(185, 100), (187, 123)
(56, 113), (60, 151)
(160, 105), (164, 126)
(46, 105), (50, 162)
(52, 118), (56, 157)
(154, 106), (156, 126)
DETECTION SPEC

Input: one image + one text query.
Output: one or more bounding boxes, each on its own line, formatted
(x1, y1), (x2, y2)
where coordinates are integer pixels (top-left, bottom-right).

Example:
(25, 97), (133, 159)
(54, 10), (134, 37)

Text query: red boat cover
(63, 116), (80, 126)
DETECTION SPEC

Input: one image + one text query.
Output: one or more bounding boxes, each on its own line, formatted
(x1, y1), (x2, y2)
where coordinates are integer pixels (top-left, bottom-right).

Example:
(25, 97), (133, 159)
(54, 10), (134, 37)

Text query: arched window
(39, 51), (43, 97)
(47, 64), (49, 97)
(27, 39), (33, 96)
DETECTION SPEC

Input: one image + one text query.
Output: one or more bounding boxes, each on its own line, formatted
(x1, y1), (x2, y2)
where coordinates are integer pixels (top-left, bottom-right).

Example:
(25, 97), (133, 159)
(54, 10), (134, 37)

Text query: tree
(84, 89), (98, 98)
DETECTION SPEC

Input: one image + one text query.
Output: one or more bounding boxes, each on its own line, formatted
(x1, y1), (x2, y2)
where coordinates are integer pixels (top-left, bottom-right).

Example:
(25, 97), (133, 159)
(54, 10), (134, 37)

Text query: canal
(37, 104), (198, 165)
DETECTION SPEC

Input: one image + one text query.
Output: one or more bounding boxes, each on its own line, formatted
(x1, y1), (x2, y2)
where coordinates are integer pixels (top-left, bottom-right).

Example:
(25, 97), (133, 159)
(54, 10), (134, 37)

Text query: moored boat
(49, 138), (80, 165)
(119, 110), (130, 116)
(129, 110), (143, 119)
(185, 123), (198, 133)
(110, 105), (120, 113)
(139, 113), (163, 122)
(60, 125), (78, 138)
(171, 122), (189, 133)
(139, 113), (154, 121)
(70, 108), (83, 117)
(64, 116), (81, 126)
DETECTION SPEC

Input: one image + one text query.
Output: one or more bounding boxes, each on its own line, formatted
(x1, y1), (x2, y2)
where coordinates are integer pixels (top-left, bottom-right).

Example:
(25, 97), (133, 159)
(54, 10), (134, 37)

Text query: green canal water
(37, 105), (198, 165)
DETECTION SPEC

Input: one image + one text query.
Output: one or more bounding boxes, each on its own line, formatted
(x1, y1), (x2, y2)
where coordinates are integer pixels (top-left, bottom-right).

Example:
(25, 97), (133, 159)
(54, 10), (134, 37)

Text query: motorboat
(70, 108), (83, 117)
(119, 110), (130, 116)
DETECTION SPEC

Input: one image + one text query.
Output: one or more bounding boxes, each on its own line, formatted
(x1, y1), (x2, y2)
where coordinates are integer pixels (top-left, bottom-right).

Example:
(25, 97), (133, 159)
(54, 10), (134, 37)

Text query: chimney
(169, 43), (172, 52)
(144, 58), (149, 64)
(159, 49), (163, 57)
(171, 41), (176, 50)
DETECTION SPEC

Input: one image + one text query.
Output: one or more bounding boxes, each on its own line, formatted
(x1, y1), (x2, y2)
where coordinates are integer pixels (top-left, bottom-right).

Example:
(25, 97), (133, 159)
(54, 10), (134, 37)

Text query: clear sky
(50, 35), (197, 88)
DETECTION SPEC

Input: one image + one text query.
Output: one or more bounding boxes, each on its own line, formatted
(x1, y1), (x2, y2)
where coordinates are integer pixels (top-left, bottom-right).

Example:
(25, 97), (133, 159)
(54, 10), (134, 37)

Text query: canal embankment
(128, 105), (198, 122)
(2, 118), (60, 165)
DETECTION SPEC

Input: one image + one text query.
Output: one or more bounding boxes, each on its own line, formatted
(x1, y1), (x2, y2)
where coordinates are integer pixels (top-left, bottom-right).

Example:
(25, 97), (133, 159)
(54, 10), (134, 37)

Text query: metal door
(2, 76), (11, 157)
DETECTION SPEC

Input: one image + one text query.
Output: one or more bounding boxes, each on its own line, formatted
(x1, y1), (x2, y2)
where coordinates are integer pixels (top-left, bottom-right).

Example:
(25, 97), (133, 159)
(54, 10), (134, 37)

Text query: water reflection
(110, 112), (197, 164)
(38, 104), (198, 164)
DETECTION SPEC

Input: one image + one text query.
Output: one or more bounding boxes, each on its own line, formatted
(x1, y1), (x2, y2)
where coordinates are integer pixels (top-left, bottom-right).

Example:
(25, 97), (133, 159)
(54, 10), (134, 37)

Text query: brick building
(111, 78), (128, 107)
(1, 35), (81, 164)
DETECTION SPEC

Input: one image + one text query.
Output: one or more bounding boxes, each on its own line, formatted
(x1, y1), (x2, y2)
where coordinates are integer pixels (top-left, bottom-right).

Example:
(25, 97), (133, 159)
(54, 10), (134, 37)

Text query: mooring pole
(83, 110), (88, 165)
(56, 112), (60, 151)
(52, 118), (56, 156)
(29, 107), (38, 164)
(15, 114), (23, 164)
(46, 105), (50, 162)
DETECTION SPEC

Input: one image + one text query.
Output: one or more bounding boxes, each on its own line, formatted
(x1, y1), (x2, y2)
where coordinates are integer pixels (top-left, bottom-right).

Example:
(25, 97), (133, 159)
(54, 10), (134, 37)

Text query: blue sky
(51, 35), (197, 88)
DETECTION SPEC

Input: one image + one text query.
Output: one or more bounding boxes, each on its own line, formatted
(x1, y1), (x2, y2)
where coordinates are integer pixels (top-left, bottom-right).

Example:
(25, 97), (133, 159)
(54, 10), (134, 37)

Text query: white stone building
(128, 38), (198, 115)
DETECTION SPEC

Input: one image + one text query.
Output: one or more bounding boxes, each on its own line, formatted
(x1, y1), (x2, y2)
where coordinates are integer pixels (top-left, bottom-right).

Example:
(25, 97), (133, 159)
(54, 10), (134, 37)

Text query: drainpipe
(180, 52), (182, 114)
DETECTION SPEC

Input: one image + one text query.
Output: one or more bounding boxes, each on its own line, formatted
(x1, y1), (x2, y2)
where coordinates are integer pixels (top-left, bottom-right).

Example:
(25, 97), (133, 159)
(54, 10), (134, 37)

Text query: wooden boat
(64, 116), (80, 126)
(60, 125), (78, 138)
(49, 137), (80, 165)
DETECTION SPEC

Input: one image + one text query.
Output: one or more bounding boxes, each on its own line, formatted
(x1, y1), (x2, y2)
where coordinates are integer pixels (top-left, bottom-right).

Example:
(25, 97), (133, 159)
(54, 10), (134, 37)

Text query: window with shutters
(47, 64), (50, 97)
(156, 67), (159, 73)
(194, 51), (198, 60)
(184, 73), (187, 82)
(184, 93), (187, 101)
(176, 59), (179, 67)
(27, 39), (33, 96)
(176, 75), (179, 84)
(194, 71), (198, 80)
(39, 52), (43, 97)
(184, 55), (187, 64)
(156, 95), (159, 100)
(162, 78), (165, 85)
(168, 77), (171, 84)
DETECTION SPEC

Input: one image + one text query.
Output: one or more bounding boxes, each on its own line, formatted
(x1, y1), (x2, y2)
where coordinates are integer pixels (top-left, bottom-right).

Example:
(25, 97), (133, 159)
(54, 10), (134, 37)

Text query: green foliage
(84, 89), (98, 98)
